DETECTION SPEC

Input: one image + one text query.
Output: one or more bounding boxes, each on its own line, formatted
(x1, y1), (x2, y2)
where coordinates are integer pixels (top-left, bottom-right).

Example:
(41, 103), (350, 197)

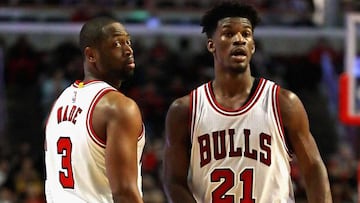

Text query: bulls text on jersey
(198, 128), (271, 167)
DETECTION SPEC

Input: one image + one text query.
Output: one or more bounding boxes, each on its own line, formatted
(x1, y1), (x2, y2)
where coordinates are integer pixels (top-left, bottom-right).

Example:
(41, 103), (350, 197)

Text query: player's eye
(242, 30), (252, 38)
(224, 32), (233, 38)
(115, 41), (121, 47)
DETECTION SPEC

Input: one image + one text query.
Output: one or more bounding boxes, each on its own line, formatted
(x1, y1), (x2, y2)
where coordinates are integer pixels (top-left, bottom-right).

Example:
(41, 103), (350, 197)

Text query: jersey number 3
(211, 168), (255, 203)
(57, 137), (75, 188)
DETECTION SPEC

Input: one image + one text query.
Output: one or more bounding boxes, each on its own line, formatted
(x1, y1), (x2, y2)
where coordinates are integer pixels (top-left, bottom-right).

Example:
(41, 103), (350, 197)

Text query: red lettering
(198, 134), (211, 167)
(56, 105), (83, 124)
(229, 129), (242, 157)
(57, 107), (63, 123)
(243, 129), (257, 160)
(212, 130), (226, 160)
(68, 106), (76, 122)
(260, 133), (271, 166)
(72, 108), (82, 124)
(62, 105), (68, 121)
(198, 129), (272, 168)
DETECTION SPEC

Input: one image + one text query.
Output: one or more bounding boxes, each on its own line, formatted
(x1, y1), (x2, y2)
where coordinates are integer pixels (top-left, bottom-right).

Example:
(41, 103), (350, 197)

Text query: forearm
(112, 188), (143, 203)
(303, 162), (332, 203)
(113, 195), (143, 203)
(164, 183), (197, 203)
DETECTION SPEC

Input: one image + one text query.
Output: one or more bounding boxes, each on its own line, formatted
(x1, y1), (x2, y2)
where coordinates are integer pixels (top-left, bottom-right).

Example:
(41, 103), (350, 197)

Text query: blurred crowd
(0, 0), (321, 27)
(0, 30), (359, 202)
(1, 0), (315, 10)
(0, 0), (359, 35)
(0, 0), (360, 202)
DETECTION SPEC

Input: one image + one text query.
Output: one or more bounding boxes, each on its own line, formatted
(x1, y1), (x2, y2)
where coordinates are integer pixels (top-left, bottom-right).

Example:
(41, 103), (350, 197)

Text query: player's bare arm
(163, 95), (197, 203)
(93, 91), (143, 203)
(279, 88), (332, 203)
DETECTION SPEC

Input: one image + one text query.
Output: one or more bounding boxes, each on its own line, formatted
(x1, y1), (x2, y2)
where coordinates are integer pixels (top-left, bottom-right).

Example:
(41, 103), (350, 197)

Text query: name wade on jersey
(198, 128), (271, 167)
(57, 105), (83, 124)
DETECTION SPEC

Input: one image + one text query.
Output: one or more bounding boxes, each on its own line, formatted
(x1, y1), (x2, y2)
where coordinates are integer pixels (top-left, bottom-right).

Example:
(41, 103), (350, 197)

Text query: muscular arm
(163, 96), (197, 203)
(279, 89), (332, 203)
(95, 91), (143, 203)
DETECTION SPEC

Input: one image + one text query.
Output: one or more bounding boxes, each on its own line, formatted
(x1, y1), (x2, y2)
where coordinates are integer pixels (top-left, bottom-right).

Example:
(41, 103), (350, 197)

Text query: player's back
(44, 80), (135, 203)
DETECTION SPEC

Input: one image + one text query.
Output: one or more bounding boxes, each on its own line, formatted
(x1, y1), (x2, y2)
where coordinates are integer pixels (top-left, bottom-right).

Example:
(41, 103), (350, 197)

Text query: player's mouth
(127, 57), (135, 69)
(231, 48), (247, 61)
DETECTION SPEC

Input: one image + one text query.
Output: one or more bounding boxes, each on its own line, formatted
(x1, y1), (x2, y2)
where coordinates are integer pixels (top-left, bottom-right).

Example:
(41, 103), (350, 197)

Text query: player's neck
(212, 74), (254, 98)
(83, 75), (122, 89)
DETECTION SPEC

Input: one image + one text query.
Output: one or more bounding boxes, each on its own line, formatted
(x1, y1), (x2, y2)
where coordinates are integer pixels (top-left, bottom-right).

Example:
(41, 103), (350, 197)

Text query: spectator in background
(328, 142), (357, 203)
(0, 186), (17, 203)
(0, 35), (6, 141)
(51, 41), (83, 82)
(39, 41), (82, 119)
(288, 0), (315, 26)
(70, 4), (92, 22)
(308, 37), (340, 74)
(40, 68), (70, 119)
(5, 35), (40, 86)
(13, 157), (43, 202)
(0, 158), (10, 187)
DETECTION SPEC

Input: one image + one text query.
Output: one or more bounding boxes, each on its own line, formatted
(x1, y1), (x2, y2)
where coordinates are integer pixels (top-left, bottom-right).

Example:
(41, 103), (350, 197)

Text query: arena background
(0, 0), (359, 202)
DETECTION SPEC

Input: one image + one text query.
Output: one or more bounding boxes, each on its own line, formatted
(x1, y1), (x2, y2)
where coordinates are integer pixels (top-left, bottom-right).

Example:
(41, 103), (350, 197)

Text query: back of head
(79, 17), (118, 55)
(200, 0), (261, 38)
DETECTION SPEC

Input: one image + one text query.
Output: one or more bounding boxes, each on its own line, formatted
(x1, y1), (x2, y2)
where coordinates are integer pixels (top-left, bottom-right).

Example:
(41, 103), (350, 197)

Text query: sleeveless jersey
(188, 78), (294, 203)
(45, 80), (145, 203)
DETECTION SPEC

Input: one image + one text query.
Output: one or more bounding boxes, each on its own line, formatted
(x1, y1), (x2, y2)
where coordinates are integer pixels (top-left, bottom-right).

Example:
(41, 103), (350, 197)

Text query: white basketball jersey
(188, 78), (294, 203)
(45, 80), (145, 203)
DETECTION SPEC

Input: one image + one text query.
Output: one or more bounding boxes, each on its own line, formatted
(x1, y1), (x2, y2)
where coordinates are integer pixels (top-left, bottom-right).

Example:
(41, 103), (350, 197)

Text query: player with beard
(44, 17), (145, 203)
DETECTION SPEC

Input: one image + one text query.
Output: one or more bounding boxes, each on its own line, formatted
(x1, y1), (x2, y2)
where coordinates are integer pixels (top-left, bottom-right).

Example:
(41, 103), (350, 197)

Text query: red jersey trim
(138, 124), (145, 141)
(72, 80), (106, 88)
(204, 78), (267, 116)
(271, 85), (292, 157)
(190, 89), (197, 142)
(86, 87), (115, 148)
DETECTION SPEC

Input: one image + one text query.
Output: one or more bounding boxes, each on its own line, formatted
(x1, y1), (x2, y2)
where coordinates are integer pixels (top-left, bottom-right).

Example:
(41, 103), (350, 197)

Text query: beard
(117, 67), (135, 81)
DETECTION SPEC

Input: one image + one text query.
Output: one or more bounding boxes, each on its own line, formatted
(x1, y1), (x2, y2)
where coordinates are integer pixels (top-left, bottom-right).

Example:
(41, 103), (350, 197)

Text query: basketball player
(162, 1), (332, 203)
(44, 17), (145, 203)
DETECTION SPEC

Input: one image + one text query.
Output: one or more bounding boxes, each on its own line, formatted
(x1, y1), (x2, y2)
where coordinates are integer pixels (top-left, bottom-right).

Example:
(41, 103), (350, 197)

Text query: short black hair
(79, 17), (118, 53)
(200, 0), (261, 38)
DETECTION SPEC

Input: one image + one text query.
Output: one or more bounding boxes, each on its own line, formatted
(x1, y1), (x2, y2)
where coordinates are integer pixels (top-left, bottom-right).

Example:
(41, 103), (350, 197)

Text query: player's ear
(207, 39), (215, 53)
(85, 47), (96, 62)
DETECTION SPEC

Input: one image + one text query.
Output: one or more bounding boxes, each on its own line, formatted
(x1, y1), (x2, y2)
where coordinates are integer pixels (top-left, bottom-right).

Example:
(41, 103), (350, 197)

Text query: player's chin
(127, 68), (135, 76)
(120, 70), (134, 81)
(126, 62), (135, 70)
(229, 64), (247, 73)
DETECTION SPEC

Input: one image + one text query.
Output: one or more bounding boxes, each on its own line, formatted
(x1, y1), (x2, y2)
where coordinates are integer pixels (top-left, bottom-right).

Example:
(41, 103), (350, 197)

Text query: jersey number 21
(211, 168), (255, 203)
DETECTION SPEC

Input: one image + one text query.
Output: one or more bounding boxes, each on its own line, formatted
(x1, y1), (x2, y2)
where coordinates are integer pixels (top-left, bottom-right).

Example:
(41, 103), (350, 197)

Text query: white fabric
(188, 78), (294, 203)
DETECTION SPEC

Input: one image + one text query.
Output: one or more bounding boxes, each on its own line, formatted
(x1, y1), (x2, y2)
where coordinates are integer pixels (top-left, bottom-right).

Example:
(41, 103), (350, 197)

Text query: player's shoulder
(262, 77), (301, 107)
(277, 86), (307, 123)
(100, 91), (140, 117)
(169, 94), (191, 112)
(168, 82), (207, 110)
(278, 87), (302, 107)
(107, 90), (135, 104)
(166, 94), (191, 123)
